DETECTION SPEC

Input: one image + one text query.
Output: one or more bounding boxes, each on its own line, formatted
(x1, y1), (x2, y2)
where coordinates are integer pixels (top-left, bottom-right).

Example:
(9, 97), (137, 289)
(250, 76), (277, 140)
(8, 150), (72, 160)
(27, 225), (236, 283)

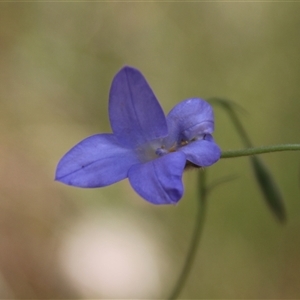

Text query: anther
(155, 147), (168, 156)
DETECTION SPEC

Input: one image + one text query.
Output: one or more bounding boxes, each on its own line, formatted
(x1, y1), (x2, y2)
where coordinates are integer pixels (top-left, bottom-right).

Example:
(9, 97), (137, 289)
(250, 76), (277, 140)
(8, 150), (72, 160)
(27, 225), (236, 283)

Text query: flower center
(137, 138), (192, 163)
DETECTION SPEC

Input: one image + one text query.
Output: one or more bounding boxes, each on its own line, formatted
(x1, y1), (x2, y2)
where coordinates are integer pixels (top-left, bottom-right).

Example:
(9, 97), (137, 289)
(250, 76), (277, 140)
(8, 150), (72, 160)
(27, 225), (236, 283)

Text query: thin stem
(168, 143), (300, 299)
(168, 171), (207, 300)
(221, 144), (300, 159)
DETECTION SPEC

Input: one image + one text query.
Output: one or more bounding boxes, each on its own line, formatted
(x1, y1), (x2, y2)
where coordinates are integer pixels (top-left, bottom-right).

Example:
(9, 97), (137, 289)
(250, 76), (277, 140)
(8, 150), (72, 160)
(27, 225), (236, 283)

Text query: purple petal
(179, 137), (221, 167)
(109, 66), (168, 148)
(55, 134), (139, 187)
(165, 98), (214, 146)
(128, 152), (186, 205)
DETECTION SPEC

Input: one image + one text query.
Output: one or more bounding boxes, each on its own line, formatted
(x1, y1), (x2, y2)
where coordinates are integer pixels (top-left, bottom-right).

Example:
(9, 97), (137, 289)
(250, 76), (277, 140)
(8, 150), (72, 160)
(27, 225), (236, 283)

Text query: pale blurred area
(1, 2), (300, 299)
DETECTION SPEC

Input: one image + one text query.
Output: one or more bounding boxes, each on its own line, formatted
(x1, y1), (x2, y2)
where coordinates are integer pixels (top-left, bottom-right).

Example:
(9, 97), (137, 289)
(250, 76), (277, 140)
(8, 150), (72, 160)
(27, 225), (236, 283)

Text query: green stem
(168, 171), (207, 300)
(221, 144), (300, 159)
(168, 143), (300, 299)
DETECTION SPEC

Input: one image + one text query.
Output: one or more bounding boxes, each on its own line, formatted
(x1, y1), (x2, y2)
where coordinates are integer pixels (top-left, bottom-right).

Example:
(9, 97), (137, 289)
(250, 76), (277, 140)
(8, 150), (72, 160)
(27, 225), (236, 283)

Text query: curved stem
(221, 144), (300, 159)
(168, 171), (207, 300)
(168, 143), (300, 299)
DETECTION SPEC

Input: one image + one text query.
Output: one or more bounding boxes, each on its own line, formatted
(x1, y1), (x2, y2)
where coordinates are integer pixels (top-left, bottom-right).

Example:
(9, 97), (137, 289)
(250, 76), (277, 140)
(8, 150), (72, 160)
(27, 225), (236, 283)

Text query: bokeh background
(1, 1), (300, 299)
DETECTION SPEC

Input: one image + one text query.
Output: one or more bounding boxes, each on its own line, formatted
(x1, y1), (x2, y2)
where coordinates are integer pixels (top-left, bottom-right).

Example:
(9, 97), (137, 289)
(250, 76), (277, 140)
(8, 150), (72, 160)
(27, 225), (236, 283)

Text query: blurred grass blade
(250, 156), (286, 223)
(208, 97), (251, 147)
(209, 97), (286, 223)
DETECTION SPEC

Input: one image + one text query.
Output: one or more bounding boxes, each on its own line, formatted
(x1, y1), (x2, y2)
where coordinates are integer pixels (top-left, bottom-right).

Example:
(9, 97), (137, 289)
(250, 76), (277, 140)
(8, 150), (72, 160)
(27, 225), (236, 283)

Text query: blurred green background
(1, 2), (300, 299)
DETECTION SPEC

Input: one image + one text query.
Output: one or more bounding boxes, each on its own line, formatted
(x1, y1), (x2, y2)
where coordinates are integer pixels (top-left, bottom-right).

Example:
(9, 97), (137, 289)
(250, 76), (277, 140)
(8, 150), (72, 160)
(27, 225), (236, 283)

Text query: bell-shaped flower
(55, 66), (221, 204)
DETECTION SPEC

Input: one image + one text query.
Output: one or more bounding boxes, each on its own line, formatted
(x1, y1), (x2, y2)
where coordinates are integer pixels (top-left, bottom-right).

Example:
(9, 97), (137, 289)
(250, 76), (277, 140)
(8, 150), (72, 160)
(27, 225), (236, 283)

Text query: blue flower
(55, 66), (221, 204)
